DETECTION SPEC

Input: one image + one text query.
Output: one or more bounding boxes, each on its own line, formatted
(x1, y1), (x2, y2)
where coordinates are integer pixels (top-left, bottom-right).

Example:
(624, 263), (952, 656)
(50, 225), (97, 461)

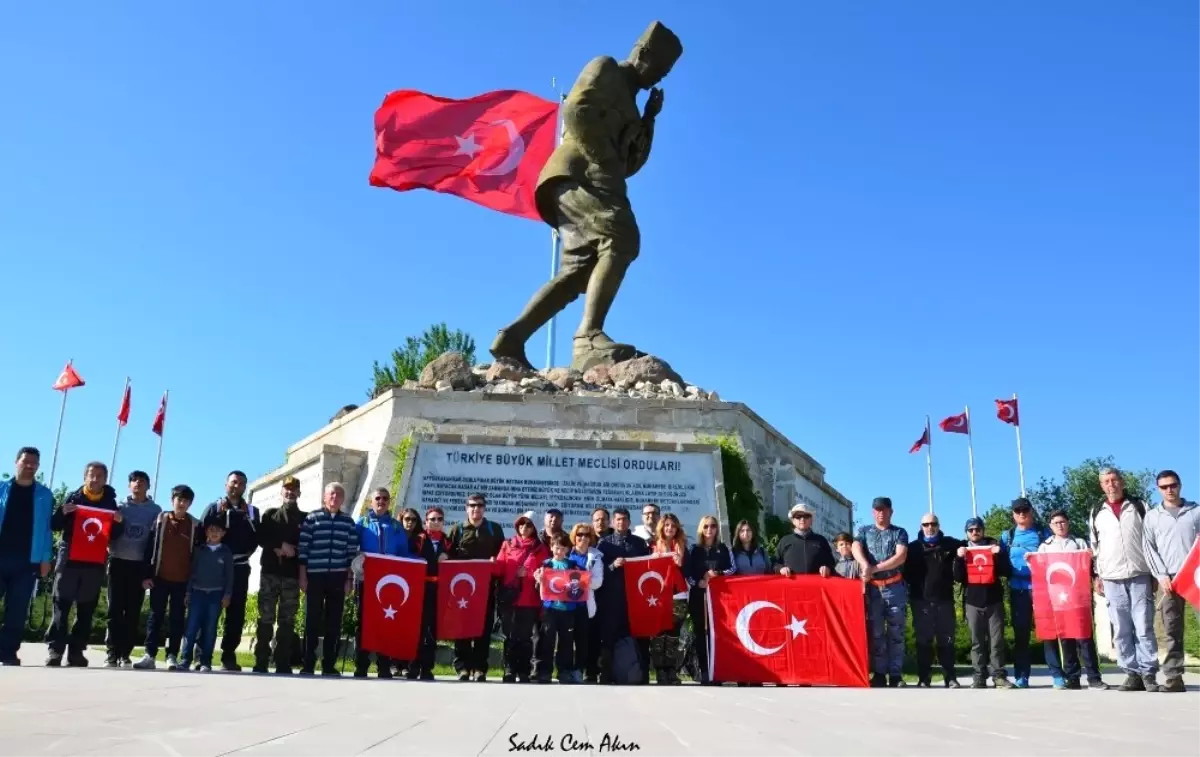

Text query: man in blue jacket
(999, 497), (1051, 688)
(0, 447), (55, 666)
(353, 487), (409, 678)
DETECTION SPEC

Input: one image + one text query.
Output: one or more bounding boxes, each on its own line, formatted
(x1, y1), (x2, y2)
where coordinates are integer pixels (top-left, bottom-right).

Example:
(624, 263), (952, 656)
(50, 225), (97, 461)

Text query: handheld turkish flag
(151, 393), (167, 436)
(68, 506), (115, 564)
(995, 398), (1020, 426)
(437, 559), (494, 640)
(938, 412), (970, 434)
(117, 382), (131, 427)
(909, 427), (930, 454)
(539, 567), (591, 603)
(624, 555), (680, 638)
(360, 554), (427, 660)
(708, 575), (869, 687)
(965, 547), (996, 584)
(369, 89), (558, 221)
(1028, 552), (1093, 640)
(53, 361), (85, 391)
(1170, 537), (1200, 611)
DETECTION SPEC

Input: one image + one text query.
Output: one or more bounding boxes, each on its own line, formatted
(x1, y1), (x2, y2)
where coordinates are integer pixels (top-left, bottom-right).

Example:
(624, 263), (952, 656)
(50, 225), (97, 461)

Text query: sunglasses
(426, 516), (444, 522)
(373, 496), (389, 501)
(703, 524), (718, 530)
(966, 527), (982, 533)
(921, 522), (939, 528)
(1159, 483), (1181, 491)
(792, 513), (812, 519)
(1013, 508), (1032, 515)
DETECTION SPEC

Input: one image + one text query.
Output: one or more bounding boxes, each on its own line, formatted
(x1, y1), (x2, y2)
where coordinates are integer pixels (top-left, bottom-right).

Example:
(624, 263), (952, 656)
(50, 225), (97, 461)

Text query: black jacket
(684, 541), (735, 587)
(904, 534), (961, 602)
(51, 485), (119, 567)
(197, 498), (260, 569)
(257, 503), (305, 578)
(597, 530), (649, 601)
(953, 536), (1010, 608)
(774, 531), (837, 575)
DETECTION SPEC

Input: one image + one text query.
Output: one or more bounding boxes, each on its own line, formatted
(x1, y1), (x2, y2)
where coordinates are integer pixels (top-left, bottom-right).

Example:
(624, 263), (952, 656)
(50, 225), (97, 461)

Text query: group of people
(0, 445), (1194, 692)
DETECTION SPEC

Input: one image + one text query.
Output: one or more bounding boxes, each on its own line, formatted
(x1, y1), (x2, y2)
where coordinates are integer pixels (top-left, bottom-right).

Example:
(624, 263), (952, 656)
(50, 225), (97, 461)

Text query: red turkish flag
(965, 547), (996, 584)
(909, 427), (930, 454)
(624, 555), (681, 638)
(539, 567), (591, 603)
(995, 398), (1020, 426)
(151, 393), (167, 436)
(938, 412), (970, 434)
(116, 382), (131, 427)
(437, 559), (494, 640)
(369, 89), (558, 221)
(360, 554), (427, 660)
(68, 506), (114, 564)
(53, 361), (85, 391)
(1170, 537), (1200, 611)
(1028, 552), (1093, 640)
(708, 575), (869, 687)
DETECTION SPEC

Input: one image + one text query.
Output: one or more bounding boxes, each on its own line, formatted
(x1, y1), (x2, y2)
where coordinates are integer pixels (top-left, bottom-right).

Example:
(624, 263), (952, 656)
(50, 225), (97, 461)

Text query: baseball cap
(789, 503), (814, 517)
(964, 517), (984, 531)
(1010, 497), (1033, 512)
(871, 497), (893, 511)
(281, 476), (300, 490)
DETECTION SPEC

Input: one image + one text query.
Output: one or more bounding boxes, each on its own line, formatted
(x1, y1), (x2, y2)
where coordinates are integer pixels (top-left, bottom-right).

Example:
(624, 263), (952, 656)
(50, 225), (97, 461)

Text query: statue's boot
(570, 253), (639, 373)
(490, 272), (586, 371)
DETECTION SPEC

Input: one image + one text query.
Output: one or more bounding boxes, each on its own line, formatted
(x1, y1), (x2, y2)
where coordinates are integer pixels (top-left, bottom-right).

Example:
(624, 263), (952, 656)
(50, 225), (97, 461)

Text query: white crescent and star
(971, 553), (989, 570)
(999, 403), (1015, 422)
(1045, 561), (1077, 604)
(734, 601), (808, 657)
(951, 416), (966, 430)
(548, 575), (567, 595)
(81, 517), (103, 542)
(374, 574), (411, 620)
(454, 120), (525, 176)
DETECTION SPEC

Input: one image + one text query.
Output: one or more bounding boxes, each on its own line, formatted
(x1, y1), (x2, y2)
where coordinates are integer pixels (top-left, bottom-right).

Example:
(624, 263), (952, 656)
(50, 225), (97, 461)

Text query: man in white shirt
(632, 503), (660, 542)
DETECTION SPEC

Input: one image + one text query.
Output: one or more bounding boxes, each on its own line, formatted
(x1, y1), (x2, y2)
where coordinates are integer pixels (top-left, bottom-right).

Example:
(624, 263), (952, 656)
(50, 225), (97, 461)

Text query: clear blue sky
(2, 3), (1196, 533)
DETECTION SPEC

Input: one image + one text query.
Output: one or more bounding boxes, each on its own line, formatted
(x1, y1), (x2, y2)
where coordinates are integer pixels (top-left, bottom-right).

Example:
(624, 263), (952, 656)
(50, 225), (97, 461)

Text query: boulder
(435, 379), (454, 392)
(608, 355), (684, 388)
(543, 367), (582, 390)
(488, 379), (523, 395)
(520, 376), (556, 392)
(419, 352), (475, 390)
(660, 379), (684, 397)
(486, 357), (532, 383)
(582, 364), (614, 386)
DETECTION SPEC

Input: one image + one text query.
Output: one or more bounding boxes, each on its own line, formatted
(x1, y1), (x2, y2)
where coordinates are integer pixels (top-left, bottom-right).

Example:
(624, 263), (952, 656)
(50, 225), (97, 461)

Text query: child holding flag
(534, 533), (587, 684)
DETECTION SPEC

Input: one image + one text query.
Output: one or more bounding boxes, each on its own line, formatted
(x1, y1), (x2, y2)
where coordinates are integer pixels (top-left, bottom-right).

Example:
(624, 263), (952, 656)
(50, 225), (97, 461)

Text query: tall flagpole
(965, 404), (978, 517)
(924, 415), (935, 514)
(1013, 392), (1026, 497)
(47, 388), (69, 491)
(545, 82), (566, 371)
(110, 377), (129, 478)
(152, 390), (168, 502)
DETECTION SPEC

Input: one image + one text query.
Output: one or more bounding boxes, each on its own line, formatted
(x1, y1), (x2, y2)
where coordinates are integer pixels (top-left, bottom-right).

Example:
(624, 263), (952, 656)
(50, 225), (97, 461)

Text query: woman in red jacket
(495, 514), (550, 682)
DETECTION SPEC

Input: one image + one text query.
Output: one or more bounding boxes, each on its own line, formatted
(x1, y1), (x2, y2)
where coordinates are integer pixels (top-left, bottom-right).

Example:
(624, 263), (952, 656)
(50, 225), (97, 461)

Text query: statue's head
(628, 21), (682, 88)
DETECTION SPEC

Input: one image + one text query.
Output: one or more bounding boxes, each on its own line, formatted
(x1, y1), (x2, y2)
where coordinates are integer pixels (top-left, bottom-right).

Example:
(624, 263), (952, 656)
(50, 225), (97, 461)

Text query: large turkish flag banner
(68, 506), (114, 564)
(437, 560), (494, 640)
(1027, 552), (1093, 641)
(1170, 537), (1200, 611)
(624, 555), (682, 638)
(708, 575), (869, 687)
(360, 554), (426, 660)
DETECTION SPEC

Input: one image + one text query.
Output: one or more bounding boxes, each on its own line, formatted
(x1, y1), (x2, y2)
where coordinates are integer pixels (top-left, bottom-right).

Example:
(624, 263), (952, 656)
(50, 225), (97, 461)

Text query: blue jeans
(1044, 638), (1103, 684)
(867, 581), (907, 677)
(0, 552), (38, 660)
(180, 590), (223, 667)
(1103, 575), (1158, 675)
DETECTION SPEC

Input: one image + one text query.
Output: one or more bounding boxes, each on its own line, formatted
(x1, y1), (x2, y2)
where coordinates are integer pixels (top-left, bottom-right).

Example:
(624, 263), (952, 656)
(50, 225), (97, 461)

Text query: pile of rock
(396, 352), (720, 402)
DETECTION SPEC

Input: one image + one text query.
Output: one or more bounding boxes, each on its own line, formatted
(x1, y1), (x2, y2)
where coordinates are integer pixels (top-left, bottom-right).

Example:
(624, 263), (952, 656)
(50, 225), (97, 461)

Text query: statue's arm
(626, 117), (654, 177)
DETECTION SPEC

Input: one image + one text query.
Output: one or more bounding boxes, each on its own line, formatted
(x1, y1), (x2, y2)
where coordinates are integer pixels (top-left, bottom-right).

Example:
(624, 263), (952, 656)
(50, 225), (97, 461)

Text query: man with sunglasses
(999, 497), (1050, 688)
(446, 493), (505, 681)
(775, 503), (835, 577)
(353, 487), (409, 678)
(954, 517), (1014, 689)
(1141, 469), (1198, 693)
(904, 513), (961, 687)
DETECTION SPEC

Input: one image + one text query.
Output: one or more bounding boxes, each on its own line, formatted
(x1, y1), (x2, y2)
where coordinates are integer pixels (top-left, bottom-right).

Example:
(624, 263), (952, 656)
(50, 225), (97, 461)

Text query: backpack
(1089, 498), (1145, 546)
(447, 519), (503, 555)
(611, 636), (644, 685)
(1002, 525), (1051, 550)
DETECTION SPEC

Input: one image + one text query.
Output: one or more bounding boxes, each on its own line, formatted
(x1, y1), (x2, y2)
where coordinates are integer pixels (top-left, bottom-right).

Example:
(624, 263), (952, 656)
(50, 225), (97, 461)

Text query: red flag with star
(539, 567), (591, 603)
(360, 554), (427, 660)
(909, 427), (930, 454)
(938, 412), (970, 434)
(623, 555), (680, 638)
(995, 398), (1019, 426)
(369, 89), (558, 220)
(707, 575), (868, 687)
(1027, 552), (1093, 640)
(52, 361), (85, 391)
(1171, 537), (1200, 611)
(151, 393), (167, 436)
(436, 559), (494, 640)
(965, 547), (996, 584)
(68, 505), (115, 564)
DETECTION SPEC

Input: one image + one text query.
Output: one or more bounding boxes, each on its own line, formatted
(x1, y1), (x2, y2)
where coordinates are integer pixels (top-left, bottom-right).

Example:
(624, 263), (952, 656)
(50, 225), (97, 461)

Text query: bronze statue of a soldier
(490, 21), (683, 372)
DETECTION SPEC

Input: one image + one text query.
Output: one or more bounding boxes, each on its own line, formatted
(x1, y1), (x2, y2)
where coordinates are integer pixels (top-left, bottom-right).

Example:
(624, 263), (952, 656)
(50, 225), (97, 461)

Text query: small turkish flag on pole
(623, 555), (680, 638)
(68, 505), (115, 564)
(965, 547), (996, 584)
(361, 554), (427, 661)
(996, 394), (1027, 497)
(939, 407), (979, 516)
(437, 560), (494, 640)
(52, 361), (85, 392)
(369, 89), (559, 220)
(47, 360), (86, 489)
(938, 412), (970, 434)
(151, 391), (168, 501)
(909, 426), (930, 454)
(1028, 552), (1093, 640)
(110, 378), (131, 481)
(1171, 537), (1200, 611)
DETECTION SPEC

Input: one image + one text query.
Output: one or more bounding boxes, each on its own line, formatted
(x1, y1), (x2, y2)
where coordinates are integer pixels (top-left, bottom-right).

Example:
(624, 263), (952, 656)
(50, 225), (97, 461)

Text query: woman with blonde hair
(685, 515), (734, 684)
(564, 522), (604, 683)
(647, 513), (688, 684)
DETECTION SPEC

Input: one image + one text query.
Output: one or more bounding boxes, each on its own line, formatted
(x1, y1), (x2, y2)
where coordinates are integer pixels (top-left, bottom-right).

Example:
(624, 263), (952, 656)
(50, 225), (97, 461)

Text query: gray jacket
(1143, 500), (1200, 578)
(110, 497), (163, 562)
(190, 543), (234, 596)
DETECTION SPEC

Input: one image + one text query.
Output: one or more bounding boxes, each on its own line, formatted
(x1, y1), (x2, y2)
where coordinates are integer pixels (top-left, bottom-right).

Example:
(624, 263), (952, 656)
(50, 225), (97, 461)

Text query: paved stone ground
(1, 645), (1196, 756)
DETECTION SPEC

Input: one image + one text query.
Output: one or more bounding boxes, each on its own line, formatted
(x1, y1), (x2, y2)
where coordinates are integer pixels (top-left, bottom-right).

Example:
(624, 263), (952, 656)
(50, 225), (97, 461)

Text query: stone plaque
(402, 440), (720, 537)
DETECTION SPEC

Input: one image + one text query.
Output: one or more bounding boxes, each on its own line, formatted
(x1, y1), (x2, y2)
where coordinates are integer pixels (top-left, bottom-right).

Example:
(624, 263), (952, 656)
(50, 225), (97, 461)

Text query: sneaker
(1088, 679), (1111, 691)
(1014, 676), (1029, 689)
(378, 669), (393, 680)
(916, 680), (931, 688)
(516, 675), (531, 684)
(419, 672), (435, 681)
(1141, 674), (1160, 693)
(174, 662), (191, 673)
(870, 674), (887, 688)
(103, 656), (120, 669)
(404, 668), (419, 681)
(45, 652), (63, 667)
(971, 677), (988, 689)
(1118, 674), (1144, 692)
(121, 657), (134, 668)
(353, 670), (369, 679)
(502, 673), (517, 683)
(1161, 677), (1185, 693)
(251, 664), (270, 674)
(1052, 675), (1067, 690)
(1066, 678), (1082, 690)
(536, 675), (552, 684)
(165, 655), (180, 671)
(132, 654), (157, 670)
(584, 675), (598, 684)
(994, 676), (1015, 690)
(473, 672), (488, 682)
(67, 653), (89, 668)
(945, 679), (961, 689)
(199, 665), (212, 673)
(887, 675), (906, 688)
(221, 659), (242, 673)
(299, 667), (315, 676)
(0, 656), (20, 666)
(457, 672), (471, 682)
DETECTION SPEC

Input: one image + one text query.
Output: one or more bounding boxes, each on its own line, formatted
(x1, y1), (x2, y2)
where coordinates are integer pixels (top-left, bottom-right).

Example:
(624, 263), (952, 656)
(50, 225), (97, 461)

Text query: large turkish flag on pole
(1027, 552), (1093, 640)
(624, 555), (682, 638)
(707, 575), (869, 687)
(360, 554), (427, 660)
(68, 506), (114, 564)
(1170, 537), (1200, 611)
(437, 560), (494, 640)
(369, 89), (558, 220)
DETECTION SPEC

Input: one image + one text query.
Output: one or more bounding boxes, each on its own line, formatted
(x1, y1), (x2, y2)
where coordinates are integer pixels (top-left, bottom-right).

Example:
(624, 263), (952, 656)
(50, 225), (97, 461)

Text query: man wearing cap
(775, 503), (835, 577)
(999, 497), (1050, 688)
(632, 503), (660, 542)
(1142, 469), (1199, 693)
(953, 517), (1014, 688)
(852, 497), (909, 687)
(904, 512), (961, 687)
(251, 476), (306, 674)
(445, 493), (505, 681)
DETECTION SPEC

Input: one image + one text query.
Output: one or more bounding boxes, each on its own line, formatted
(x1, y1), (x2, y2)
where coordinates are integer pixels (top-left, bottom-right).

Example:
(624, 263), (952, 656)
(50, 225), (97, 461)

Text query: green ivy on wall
(697, 433), (763, 534)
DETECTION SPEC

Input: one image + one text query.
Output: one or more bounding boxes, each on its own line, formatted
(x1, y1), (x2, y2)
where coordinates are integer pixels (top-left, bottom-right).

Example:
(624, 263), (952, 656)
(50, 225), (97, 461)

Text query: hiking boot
(133, 654), (156, 670)
(1088, 679), (1111, 691)
(945, 678), (961, 689)
(888, 675), (906, 688)
(870, 674), (887, 688)
(67, 652), (89, 668)
(993, 676), (1015, 689)
(1161, 677), (1185, 693)
(45, 651), (63, 667)
(1141, 674), (1160, 692)
(1118, 674), (1145, 691)
(971, 676), (988, 689)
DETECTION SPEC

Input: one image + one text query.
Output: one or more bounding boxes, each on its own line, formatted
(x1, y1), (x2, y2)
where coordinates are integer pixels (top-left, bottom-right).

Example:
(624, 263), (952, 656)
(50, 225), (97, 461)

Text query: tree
(369, 323), (476, 398)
